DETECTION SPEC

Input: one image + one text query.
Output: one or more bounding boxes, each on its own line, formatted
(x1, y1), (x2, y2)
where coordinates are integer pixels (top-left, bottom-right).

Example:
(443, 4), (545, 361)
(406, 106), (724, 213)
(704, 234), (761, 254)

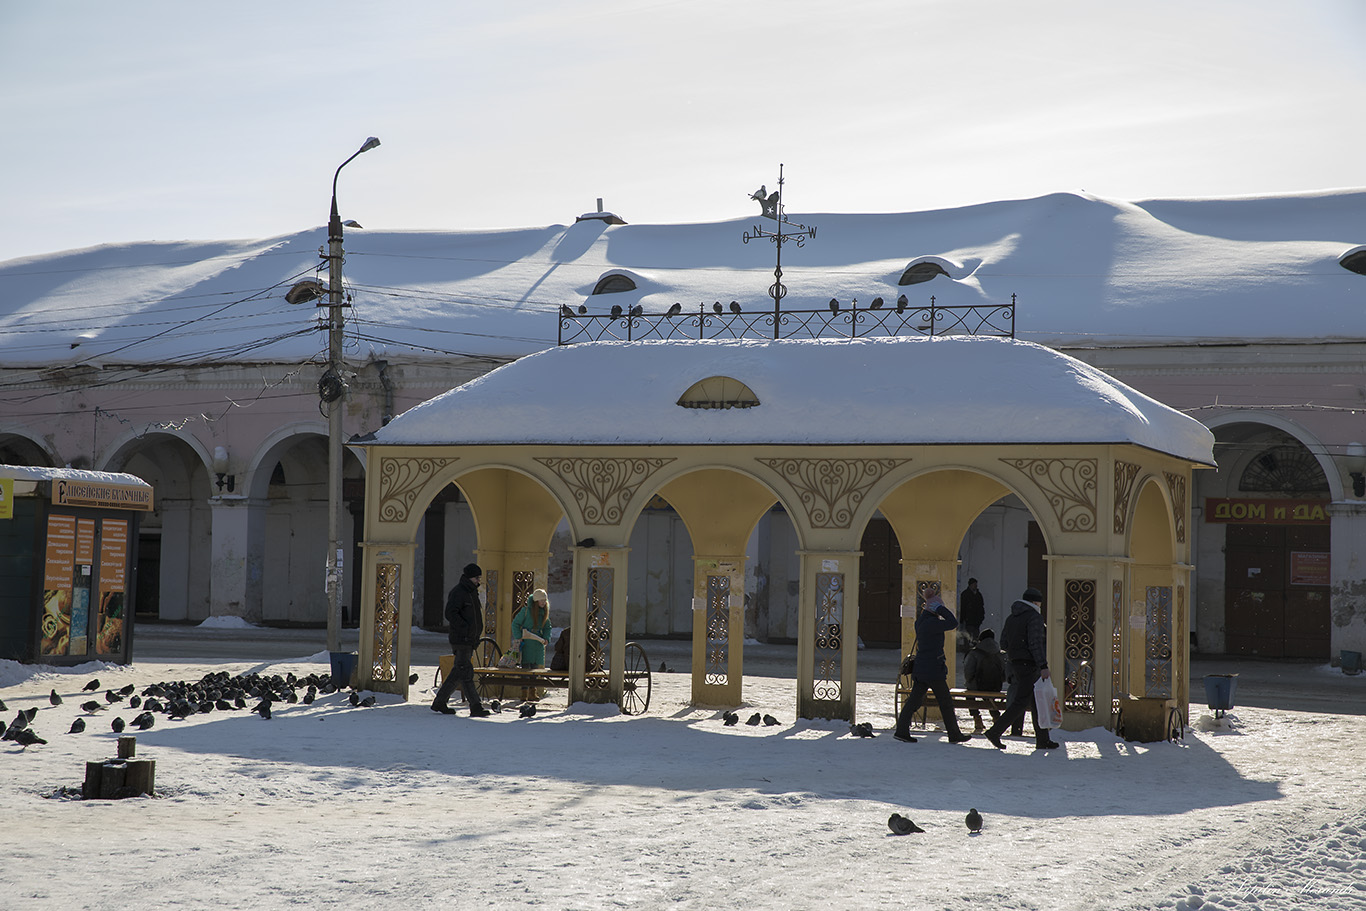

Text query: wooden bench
(437, 638), (653, 715)
(895, 672), (1009, 726)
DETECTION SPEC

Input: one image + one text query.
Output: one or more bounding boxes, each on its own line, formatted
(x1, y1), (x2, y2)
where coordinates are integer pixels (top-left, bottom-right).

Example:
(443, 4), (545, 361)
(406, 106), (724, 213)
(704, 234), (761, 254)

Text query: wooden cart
(436, 636), (653, 715)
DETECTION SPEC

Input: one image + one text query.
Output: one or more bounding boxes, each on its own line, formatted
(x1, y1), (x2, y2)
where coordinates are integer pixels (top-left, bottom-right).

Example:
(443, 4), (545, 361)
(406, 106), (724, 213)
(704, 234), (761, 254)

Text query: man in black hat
(984, 587), (1060, 750)
(432, 563), (491, 717)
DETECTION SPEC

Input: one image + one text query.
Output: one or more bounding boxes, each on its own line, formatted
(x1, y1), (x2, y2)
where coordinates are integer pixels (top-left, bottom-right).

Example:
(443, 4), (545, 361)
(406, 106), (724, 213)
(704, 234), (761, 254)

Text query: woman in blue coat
(892, 592), (972, 744)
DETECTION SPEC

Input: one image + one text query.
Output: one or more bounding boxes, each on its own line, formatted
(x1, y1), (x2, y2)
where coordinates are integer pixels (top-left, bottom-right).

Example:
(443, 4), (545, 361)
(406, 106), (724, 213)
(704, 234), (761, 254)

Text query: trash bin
(1342, 650), (1363, 676)
(329, 651), (358, 687)
(1203, 674), (1238, 718)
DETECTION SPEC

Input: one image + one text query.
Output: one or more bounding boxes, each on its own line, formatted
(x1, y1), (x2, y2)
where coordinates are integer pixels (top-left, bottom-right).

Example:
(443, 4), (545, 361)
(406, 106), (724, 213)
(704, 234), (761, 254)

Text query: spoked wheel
(620, 641), (652, 715)
(474, 636), (504, 702)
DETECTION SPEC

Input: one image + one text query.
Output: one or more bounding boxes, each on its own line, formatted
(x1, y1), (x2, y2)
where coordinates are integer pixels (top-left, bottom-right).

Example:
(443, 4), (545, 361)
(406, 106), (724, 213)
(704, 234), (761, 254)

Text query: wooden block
(117, 735), (137, 759)
(98, 760), (128, 800)
(125, 759), (156, 796)
(84, 760), (104, 799)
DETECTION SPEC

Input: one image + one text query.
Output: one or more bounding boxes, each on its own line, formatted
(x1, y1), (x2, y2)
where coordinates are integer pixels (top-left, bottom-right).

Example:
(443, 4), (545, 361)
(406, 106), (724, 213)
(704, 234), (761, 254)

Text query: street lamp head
(359, 136), (381, 154)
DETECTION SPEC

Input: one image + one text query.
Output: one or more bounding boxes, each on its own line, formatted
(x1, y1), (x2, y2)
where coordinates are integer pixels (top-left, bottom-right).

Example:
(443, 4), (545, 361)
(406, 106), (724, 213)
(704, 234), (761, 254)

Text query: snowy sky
(3, 0), (1365, 263)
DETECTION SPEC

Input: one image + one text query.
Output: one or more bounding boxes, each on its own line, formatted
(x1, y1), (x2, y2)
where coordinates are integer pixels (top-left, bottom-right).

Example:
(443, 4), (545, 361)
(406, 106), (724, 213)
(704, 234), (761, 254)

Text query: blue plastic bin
(1203, 674), (1238, 718)
(1342, 650), (1362, 676)
(329, 651), (358, 687)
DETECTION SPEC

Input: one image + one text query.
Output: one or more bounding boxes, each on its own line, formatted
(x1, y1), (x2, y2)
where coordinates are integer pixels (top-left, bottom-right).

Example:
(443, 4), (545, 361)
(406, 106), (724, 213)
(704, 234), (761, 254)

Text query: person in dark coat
(959, 578), (985, 643)
(963, 628), (1008, 733)
(984, 588), (1059, 750)
(892, 592), (972, 744)
(431, 563), (491, 717)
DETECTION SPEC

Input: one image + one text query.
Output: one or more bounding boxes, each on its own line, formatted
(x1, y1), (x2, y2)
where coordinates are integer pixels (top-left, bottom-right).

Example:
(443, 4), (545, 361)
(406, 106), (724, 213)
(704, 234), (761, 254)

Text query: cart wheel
(1167, 706), (1185, 742)
(620, 641), (652, 715)
(474, 636), (504, 701)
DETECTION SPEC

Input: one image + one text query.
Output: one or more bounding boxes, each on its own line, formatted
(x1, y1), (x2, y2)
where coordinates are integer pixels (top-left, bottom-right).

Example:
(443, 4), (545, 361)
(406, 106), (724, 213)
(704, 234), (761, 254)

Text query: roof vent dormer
(575, 197), (627, 226)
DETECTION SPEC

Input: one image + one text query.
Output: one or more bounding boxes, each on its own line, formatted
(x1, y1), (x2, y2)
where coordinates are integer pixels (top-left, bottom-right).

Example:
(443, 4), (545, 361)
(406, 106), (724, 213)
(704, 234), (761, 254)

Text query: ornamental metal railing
(556, 294), (1015, 345)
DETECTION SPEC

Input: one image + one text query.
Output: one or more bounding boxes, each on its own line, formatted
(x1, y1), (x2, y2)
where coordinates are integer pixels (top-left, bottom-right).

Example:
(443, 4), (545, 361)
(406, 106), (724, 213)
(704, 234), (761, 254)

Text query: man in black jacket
(984, 588), (1060, 750)
(959, 578), (985, 643)
(431, 563), (491, 717)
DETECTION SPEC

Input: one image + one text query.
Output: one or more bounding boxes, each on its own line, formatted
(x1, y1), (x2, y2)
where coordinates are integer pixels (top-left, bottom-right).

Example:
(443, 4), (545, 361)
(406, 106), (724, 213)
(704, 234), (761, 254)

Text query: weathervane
(743, 164), (817, 337)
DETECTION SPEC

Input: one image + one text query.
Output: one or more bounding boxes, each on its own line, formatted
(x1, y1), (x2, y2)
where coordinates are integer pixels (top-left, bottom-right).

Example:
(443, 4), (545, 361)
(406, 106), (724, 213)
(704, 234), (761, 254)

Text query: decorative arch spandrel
(1114, 460), (1141, 535)
(534, 456), (675, 526)
(758, 457), (909, 530)
(1163, 470), (1188, 545)
(1001, 457), (1098, 534)
(375, 455), (460, 525)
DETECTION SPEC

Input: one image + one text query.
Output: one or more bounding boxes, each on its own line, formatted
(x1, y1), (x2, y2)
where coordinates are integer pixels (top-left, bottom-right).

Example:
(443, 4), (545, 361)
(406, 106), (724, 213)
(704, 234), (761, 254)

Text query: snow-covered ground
(4, 654), (1365, 911)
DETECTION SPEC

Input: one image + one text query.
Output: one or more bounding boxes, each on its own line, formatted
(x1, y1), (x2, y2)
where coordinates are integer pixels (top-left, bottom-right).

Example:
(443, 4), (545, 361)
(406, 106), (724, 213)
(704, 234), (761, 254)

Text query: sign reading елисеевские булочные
(52, 479), (153, 512)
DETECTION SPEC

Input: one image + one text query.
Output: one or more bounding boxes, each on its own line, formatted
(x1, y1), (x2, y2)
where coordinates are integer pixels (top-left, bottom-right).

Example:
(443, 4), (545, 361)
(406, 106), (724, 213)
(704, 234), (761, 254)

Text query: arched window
(897, 261), (949, 285)
(591, 274), (637, 295)
(1339, 247), (1366, 276)
(676, 376), (760, 410)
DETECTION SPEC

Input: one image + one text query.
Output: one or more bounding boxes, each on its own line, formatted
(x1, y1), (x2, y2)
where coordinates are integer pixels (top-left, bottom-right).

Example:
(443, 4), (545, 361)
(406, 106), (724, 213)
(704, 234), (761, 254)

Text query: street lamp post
(324, 136), (380, 655)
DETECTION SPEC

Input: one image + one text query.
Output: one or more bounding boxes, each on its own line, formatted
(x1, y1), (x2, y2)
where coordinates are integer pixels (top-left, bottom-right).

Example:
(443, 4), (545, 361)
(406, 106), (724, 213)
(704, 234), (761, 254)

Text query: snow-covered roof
(0, 189), (1363, 368)
(360, 336), (1216, 465)
(0, 464), (152, 488)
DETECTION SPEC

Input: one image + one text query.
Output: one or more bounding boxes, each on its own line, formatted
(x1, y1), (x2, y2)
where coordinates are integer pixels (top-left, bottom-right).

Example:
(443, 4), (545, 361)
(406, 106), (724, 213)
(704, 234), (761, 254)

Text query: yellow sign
(0, 478), (11, 519)
(52, 478), (153, 512)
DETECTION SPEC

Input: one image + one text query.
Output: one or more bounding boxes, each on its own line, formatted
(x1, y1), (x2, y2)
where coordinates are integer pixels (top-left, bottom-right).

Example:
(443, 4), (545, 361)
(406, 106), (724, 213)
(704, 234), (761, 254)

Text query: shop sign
(1290, 551), (1330, 586)
(1204, 498), (1329, 525)
(52, 478), (153, 511)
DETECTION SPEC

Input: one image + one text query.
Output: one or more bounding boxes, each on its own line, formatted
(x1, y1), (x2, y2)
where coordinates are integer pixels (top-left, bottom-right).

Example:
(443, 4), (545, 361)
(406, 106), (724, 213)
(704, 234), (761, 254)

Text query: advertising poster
(70, 518), (97, 655)
(96, 518), (129, 655)
(41, 515), (77, 656)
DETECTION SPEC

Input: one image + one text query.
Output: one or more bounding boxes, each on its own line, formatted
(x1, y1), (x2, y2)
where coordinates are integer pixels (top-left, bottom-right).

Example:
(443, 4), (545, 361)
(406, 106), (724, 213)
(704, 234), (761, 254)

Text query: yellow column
(690, 554), (746, 706)
(796, 550), (860, 721)
(357, 540), (415, 697)
(568, 544), (628, 707)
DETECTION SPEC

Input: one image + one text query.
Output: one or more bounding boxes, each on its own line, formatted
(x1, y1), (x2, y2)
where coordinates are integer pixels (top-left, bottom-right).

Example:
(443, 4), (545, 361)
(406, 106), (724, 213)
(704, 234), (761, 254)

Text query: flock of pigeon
(0, 668), (417, 749)
(888, 808), (984, 836)
(721, 710), (781, 727)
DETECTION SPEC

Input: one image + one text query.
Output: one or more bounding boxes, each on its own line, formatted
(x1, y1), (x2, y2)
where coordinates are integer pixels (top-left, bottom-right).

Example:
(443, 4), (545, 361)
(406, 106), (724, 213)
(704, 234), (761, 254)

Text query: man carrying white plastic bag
(984, 588), (1062, 751)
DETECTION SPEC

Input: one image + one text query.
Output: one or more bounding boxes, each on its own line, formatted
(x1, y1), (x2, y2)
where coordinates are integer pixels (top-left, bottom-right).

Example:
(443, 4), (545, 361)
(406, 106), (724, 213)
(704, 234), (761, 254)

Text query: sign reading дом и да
(1204, 497), (1329, 525)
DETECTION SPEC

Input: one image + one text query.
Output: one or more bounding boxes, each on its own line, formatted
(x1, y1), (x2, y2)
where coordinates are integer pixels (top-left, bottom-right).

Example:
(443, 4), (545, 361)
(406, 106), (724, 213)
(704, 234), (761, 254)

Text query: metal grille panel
(1063, 579), (1095, 712)
(813, 573), (844, 702)
(483, 570), (498, 637)
(372, 564), (400, 682)
(1144, 585), (1173, 697)
(705, 574), (730, 686)
(586, 568), (612, 688)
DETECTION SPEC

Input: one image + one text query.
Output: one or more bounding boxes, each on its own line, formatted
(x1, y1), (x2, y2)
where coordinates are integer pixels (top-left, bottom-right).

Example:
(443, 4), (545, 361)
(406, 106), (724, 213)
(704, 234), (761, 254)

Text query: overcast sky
(2, 0), (1363, 263)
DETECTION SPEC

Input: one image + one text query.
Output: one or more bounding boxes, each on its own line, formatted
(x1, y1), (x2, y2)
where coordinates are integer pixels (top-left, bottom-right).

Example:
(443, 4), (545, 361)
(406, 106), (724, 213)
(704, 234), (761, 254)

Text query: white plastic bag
(1034, 676), (1062, 728)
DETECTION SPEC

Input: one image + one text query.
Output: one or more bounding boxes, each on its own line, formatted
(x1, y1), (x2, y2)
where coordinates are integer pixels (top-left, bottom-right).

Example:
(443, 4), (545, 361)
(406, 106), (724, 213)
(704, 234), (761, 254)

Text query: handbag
(497, 650), (520, 668)
(1034, 676), (1062, 728)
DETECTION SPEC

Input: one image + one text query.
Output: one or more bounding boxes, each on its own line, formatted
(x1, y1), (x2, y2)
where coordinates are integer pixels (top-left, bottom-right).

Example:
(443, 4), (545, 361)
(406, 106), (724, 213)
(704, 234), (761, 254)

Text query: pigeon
(560, 304), (574, 318)
(888, 813), (925, 835)
(712, 301), (723, 314)
(9, 711), (29, 733)
(745, 713), (761, 726)
(110, 717), (125, 733)
(128, 695), (141, 708)
(722, 711), (739, 726)
(119, 684), (135, 696)
(729, 301), (741, 314)
(870, 297), (884, 310)
(349, 692), (360, 707)
(629, 304), (643, 317)
(666, 302), (682, 317)
(359, 695), (376, 708)
(610, 304), (623, 319)
(23, 707), (37, 723)
(966, 809), (983, 833)
(105, 690), (122, 703)
(11, 727), (46, 747)
(750, 185), (767, 202)
(763, 714), (780, 727)
(658, 662), (668, 673)
(577, 304), (587, 315)
(408, 673), (419, 685)
(896, 294), (908, 313)
(83, 678), (101, 692)
(67, 718), (86, 734)
(519, 704), (537, 718)
(80, 700), (103, 714)
(850, 722), (875, 738)
(829, 298), (840, 313)
(132, 712), (155, 731)
(0, 698), (5, 711)
(256, 703), (272, 720)
(301, 690), (315, 706)
(489, 701), (502, 714)
(49, 689), (63, 706)
(0, 720), (5, 738)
